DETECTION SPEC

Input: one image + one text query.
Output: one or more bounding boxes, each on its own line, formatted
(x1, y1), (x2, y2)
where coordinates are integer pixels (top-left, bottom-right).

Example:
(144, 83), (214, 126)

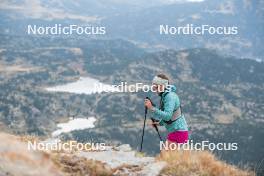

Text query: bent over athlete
(144, 74), (189, 146)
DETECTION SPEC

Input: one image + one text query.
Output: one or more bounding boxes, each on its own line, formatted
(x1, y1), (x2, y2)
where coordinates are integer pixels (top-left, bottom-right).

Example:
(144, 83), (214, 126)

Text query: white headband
(152, 76), (169, 86)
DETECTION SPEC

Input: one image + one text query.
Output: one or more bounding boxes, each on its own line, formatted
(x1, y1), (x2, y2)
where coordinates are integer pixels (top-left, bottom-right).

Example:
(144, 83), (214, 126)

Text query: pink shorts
(167, 131), (189, 143)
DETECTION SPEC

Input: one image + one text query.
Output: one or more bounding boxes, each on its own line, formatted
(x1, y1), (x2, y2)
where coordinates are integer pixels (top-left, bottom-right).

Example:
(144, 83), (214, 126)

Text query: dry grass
(135, 151), (146, 158)
(113, 163), (143, 175)
(157, 150), (255, 176)
(51, 154), (113, 176)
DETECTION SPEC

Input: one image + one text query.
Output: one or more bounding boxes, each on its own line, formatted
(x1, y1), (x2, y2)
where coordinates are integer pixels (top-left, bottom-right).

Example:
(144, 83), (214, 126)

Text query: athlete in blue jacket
(144, 74), (188, 144)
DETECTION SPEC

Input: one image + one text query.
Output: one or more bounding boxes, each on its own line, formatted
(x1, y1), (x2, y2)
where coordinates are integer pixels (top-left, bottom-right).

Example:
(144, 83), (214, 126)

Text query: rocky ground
(78, 144), (166, 176)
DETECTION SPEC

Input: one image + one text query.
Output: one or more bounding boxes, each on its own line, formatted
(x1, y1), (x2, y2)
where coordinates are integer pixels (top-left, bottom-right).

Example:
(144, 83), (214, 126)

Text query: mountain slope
(0, 37), (263, 169)
(0, 132), (255, 176)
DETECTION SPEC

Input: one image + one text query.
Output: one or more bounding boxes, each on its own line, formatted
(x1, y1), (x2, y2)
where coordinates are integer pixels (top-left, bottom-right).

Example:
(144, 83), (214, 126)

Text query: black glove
(146, 97), (156, 107)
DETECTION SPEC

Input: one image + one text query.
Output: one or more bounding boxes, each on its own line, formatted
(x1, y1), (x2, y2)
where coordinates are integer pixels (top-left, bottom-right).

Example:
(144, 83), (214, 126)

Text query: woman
(144, 74), (188, 147)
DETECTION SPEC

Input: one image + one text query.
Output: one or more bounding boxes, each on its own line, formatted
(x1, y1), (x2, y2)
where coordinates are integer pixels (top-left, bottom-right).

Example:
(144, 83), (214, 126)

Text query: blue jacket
(150, 85), (188, 132)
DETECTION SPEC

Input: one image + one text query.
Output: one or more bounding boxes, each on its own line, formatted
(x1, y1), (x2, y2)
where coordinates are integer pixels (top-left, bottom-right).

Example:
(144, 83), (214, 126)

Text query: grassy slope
(0, 133), (255, 176)
(158, 150), (254, 176)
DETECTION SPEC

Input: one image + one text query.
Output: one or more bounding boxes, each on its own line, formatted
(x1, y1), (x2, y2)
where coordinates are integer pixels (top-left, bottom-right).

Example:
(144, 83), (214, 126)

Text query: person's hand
(144, 99), (153, 110)
(148, 120), (159, 127)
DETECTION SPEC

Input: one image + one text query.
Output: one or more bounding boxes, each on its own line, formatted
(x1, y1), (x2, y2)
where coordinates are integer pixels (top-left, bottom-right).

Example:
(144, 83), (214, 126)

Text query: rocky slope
(0, 133), (254, 176)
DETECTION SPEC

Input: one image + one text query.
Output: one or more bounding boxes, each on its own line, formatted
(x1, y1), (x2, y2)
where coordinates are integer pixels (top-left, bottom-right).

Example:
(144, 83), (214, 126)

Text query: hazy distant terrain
(1, 0), (263, 59)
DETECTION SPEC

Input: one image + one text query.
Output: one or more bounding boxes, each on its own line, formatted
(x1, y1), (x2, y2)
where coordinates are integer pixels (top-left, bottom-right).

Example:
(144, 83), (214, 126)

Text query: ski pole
(140, 106), (148, 152)
(151, 118), (162, 141)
